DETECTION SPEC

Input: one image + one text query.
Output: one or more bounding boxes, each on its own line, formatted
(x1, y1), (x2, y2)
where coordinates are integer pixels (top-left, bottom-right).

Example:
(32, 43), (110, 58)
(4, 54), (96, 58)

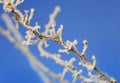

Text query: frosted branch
(44, 6), (61, 34)
(61, 58), (76, 79)
(28, 8), (35, 24)
(15, 0), (24, 6)
(24, 8), (35, 25)
(38, 40), (65, 65)
(59, 40), (77, 54)
(0, 1), (117, 83)
(72, 69), (82, 83)
(57, 25), (63, 42)
(23, 22), (40, 46)
(0, 27), (67, 83)
(38, 41), (86, 82)
(79, 55), (96, 71)
(3, 0), (16, 12)
(1, 13), (24, 42)
(81, 39), (88, 56)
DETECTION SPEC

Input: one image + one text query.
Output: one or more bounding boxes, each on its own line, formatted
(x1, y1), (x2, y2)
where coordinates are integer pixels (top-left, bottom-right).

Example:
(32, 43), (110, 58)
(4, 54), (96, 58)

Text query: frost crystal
(59, 40), (77, 54)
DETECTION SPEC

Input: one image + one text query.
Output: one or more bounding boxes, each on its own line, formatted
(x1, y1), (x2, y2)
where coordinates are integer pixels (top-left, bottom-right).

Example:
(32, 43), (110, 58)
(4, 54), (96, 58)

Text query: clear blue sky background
(0, 0), (120, 83)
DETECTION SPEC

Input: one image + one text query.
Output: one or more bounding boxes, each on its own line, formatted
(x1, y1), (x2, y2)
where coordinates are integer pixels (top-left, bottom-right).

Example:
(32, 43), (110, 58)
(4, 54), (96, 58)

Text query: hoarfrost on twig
(1, 13), (24, 42)
(61, 58), (76, 79)
(15, 0), (24, 6)
(72, 69), (83, 83)
(44, 6), (61, 34)
(81, 39), (88, 56)
(79, 55), (96, 71)
(0, 0), (117, 83)
(59, 40), (77, 54)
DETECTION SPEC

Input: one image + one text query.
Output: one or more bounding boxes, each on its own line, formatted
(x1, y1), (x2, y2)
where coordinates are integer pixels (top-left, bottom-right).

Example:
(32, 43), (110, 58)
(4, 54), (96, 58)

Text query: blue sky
(0, 0), (120, 83)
